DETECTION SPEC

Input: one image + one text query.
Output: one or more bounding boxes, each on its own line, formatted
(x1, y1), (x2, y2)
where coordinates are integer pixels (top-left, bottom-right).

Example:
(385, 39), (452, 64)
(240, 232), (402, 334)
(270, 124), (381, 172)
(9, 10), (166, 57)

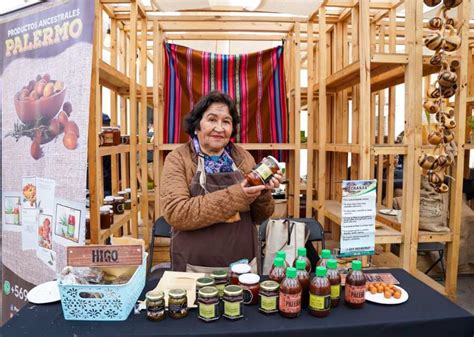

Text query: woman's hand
(264, 170), (284, 190)
(241, 179), (266, 203)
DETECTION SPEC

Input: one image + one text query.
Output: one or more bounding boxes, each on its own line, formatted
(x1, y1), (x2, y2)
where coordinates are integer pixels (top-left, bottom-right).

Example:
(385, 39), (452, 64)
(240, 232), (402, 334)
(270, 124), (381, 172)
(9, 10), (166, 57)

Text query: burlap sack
(418, 176), (449, 232)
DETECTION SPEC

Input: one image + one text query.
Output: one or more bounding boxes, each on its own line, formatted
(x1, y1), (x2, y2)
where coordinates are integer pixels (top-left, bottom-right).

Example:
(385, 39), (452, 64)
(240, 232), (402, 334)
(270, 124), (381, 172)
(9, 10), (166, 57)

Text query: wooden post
(386, 8), (396, 209)
(445, 0), (470, 301)
(89, 0), (102, 244)
(129, 0), (139, 238)
(294, 23), (302, 217)
(351, 5), (360, 180)
(306, 21), (315, 218)
(110, 18), (119, 196)
(401, 0), (423, 271)
(119, 25), (129, 194)
(317, 6), (327, 226)
(153, 21), (163, 218)
(139, 16), (149, 245)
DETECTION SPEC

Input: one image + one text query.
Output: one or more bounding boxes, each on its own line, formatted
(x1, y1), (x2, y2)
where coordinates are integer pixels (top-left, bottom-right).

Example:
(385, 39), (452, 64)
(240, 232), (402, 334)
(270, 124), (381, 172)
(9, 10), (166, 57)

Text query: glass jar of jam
(146, 290), (165, 321)
(327, 259), (341, 308)
(104, 196), (114, 208)
(293, 247), (312, 273)
(223, 285), (244, 320)
(279, 267), (301, 318)
(198, 286), (220, 322)
(105, 205), (114, 224)
(168, 289), (188, 319)
(111, 127), (121, 145)
(269, 257), (286, 283)
(124, 199), (131, 210)
(121, 135), (130, 144)
(345, 260), (366, 309)
(211, 270), (228, 298)
(85, 211), (90, 240)
(113, 196), (125, 215)
(317, 249), (331, 267)
(99, 206), (112, 229)
(118, 190), (127, 199)
(259, 280), (279, 315)
(295, 260), (310, 308)
(195, 277), (215, 304)
(101, 127), (115, 146)
(309, 266), (331, 318)
(238, 273), (260, 305)
(230, 264), (251, 285)
(246, 155), (281, 186)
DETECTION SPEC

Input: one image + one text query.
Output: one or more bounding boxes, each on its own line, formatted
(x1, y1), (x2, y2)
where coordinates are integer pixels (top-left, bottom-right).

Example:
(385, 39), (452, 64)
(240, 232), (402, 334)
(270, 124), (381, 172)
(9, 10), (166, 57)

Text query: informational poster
(340, 180), (377, 257)
(0, 0), (94, 324)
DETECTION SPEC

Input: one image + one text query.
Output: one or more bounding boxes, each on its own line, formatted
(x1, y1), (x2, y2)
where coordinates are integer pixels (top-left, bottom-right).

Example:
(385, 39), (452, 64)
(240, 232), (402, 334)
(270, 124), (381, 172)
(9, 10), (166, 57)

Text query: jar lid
(146, 290), (164, 301)
(297, 247), (307, 257)
(196, 277), (215, 287)
(327, 259), (337, 270)
(198, 286), (218, 298)
(276, 251), (286, 260)
(316, 266), (327, 277)
(231, 263), (251, 274)
(103, 205), (113, 210)
(118, 191), (127, 195)
(125, 199), (132, 204)
(352, 260), (362, 271)
(114, 196), (125, 201)
(295, 259), (306, 271)
(125, 188), (131, 193)
(210, 270), (228, 279)
(321, 249), (331, 259)
(266, 155), (281, 170)
(260, 280), (279, 291)
(169, 288), (186, 298)
(238, 273), (260, 285)
(223, 285), (243, 296)
(99, 206), (110, 212)
(104, 196), (114, 202)
(286, 267), (297, 279)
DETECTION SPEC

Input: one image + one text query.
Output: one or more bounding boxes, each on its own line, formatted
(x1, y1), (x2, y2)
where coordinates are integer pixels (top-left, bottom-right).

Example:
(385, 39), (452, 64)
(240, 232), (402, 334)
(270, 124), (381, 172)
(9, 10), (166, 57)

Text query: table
(2, 269), (473, 337)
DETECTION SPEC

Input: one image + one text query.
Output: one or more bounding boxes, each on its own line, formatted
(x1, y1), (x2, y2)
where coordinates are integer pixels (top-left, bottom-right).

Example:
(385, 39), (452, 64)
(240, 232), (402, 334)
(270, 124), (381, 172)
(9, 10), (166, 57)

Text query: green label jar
(222, 285), (244, 320)
(211, 270), (228, 298)
(168, 289), (188, 319)
(198, 286), (220, 322)
(259, 280), (279, 314)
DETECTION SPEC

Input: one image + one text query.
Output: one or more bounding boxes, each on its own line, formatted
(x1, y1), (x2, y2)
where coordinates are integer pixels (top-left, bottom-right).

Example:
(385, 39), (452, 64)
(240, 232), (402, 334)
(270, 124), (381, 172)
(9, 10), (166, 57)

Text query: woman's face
(196, 102), (233, 156)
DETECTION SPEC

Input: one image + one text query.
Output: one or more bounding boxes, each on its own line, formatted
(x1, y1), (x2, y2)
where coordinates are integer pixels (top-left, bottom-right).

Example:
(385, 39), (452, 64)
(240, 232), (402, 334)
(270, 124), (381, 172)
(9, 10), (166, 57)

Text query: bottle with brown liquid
(308, 266), (331, 318)
(292, 247), (312, 273)
(269, 257), (286, 283)
(269, 251), (289, 276)
(295, 260), (310, 308)
(326, 259), (341, 308)
(278, 267), (301, 318)
(317, 249), (331, 267)
(345, 260), (366, 309)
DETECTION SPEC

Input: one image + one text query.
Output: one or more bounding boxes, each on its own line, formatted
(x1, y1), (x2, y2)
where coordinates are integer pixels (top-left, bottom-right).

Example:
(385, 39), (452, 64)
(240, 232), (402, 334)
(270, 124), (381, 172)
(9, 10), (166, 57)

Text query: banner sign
(0, 0), (94, 324)
(340, 180), (377, 257)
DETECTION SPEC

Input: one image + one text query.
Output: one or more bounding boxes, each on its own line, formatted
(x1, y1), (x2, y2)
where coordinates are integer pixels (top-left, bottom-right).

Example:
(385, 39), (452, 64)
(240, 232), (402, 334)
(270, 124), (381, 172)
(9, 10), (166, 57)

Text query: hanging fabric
(164, 43), (289, 160)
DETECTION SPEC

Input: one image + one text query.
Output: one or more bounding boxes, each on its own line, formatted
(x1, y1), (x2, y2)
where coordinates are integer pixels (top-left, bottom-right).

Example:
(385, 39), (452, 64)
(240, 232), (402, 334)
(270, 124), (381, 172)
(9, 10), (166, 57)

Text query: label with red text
(278, 292), (301, 313)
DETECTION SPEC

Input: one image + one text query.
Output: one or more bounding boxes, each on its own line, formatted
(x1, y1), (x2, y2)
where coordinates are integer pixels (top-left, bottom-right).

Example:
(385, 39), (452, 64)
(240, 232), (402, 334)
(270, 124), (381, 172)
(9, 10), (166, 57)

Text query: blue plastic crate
(58, 253), (147, 321)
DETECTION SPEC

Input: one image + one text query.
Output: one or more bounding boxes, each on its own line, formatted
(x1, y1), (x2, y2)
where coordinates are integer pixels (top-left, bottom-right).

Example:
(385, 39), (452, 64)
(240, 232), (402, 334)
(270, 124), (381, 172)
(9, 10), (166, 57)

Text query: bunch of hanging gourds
(418, 0), (463, 193)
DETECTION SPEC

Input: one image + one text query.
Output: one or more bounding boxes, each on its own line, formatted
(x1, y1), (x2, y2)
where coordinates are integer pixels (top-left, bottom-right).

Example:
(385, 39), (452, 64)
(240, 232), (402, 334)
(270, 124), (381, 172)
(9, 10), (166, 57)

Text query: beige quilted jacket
(160, 141), (275, 231)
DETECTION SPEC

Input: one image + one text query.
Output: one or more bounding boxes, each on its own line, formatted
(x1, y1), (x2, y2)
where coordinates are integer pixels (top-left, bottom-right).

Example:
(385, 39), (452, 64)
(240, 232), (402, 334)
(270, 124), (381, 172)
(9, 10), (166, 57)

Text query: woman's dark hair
(184, 91), (240, 138)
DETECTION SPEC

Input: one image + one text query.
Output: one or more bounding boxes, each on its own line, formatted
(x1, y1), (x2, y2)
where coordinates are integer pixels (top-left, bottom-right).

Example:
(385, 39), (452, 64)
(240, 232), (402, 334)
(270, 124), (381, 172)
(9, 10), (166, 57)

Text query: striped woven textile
(164, 43), (288, 160)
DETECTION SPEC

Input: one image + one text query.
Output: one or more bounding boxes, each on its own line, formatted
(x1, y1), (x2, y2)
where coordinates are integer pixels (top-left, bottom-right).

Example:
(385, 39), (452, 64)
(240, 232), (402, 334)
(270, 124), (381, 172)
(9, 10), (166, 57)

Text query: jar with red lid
(230, 264), (251, 285)
(238, 273), (260, 305)
(246, 155), (281, 186)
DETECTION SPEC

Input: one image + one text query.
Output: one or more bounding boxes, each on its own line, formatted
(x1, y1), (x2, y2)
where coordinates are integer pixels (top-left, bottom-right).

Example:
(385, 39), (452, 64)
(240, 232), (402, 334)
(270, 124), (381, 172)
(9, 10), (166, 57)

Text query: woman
(160, 91), (283, 272)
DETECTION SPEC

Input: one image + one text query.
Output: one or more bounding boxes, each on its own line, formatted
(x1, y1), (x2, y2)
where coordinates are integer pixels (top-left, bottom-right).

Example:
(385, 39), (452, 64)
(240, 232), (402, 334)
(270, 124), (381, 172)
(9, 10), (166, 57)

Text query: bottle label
(254, 163), (273, 182)
(199, 303), (217, 320)
(279, 292), (301, 314)
(224, 301), (242, 317)
(330, 285), (341, 299)
(103, 133), (114, 144)
(243, 288), (253, 304)
(260, 295), (278, 312)
(345, 284), (366, 304)
(309, 293), (330, 311)
(215, 284), (225, 297)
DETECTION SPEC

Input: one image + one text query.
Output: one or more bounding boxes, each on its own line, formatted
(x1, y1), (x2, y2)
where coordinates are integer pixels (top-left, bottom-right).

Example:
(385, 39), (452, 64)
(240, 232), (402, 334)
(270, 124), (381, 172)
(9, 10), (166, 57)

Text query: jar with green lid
(168, 289), (188, 319)
(259, 280), (279, 315)
(210, 270), (228, 298)
(222, 285), (244, 320)
(198, 286), (221, 322)
(146, 290), (165, 321)
(195, 277), (215, 304)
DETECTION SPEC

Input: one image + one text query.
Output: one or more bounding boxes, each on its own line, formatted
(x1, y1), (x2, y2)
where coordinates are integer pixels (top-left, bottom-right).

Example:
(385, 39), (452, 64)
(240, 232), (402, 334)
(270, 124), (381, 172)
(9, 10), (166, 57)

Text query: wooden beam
(158, 21), (293, 33)
(153, 21), (162, 218)
(293, 23), (302, 218)
(110, 18), (119, 197)
(148, 13), (307, 23)
(306, 22), (315, 218)
(164, 33), (286, 41)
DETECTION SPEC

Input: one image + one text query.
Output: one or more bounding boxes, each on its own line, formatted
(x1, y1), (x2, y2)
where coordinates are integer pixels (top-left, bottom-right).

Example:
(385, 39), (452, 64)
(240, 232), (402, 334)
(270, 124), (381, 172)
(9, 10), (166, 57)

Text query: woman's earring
(194, 130), (197, 135)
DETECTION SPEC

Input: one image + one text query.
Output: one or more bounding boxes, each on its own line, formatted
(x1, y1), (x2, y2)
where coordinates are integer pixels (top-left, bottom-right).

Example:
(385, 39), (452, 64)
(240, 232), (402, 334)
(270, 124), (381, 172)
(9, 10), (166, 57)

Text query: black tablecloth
(2, 269), (473, 337)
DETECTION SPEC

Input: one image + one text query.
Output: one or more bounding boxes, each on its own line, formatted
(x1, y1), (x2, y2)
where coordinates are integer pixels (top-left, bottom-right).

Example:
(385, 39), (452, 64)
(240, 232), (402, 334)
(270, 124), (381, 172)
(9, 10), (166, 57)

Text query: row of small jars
(99, 127), (148, 147)
(100, 191), (131, 229)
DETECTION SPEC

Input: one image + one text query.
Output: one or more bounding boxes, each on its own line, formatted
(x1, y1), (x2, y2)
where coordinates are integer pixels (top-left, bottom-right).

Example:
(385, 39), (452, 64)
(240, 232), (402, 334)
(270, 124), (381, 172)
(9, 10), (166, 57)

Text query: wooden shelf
(377, 211), (452, 243)
(466, 97), (474, 105)
(371, 145), (408, 155)
(99, 144), (131, 156)
(99, 210), (131, 241)
(313, 53), (439, 93)
(325, 143), (360, 153)
(157, 143), (301, 151)
(463, 143), (474, 150)
(324, 200), (402, 244)
(99, 60), (130, 92)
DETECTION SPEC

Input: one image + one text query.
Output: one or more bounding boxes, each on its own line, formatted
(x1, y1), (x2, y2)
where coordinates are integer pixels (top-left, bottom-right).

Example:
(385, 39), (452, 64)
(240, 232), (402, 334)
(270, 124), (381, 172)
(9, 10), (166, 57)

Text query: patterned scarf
(192, 137), (235, 174)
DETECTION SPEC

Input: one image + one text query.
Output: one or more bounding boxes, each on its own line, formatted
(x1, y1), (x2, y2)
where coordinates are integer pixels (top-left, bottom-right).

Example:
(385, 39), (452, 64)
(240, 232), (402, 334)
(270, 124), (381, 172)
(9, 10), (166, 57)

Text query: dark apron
(171, 154), (259, 272)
